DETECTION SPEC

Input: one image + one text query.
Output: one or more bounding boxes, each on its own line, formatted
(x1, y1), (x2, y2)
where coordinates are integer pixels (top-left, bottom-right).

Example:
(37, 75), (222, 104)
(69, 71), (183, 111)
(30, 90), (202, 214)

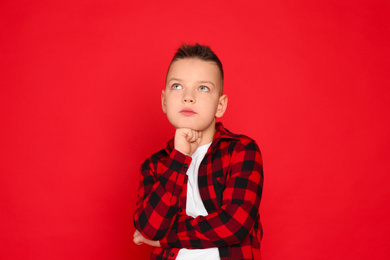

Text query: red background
(1, 1), (389, 259)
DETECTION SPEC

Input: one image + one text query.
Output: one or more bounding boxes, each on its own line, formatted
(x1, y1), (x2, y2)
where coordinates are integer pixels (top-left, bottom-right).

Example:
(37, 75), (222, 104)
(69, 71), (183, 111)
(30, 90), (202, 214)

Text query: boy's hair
(169, 43), (224, 85)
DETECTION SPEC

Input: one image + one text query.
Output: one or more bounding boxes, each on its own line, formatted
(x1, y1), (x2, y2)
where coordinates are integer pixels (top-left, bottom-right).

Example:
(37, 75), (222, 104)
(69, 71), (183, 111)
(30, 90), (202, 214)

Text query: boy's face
(161, 58), (227, 134)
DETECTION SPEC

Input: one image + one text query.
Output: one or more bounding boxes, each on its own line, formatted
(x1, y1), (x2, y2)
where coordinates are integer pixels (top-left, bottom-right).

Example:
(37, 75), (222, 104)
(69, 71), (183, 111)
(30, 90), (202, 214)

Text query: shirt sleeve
(133, 149), (192, 240)
(160, 140), (263, 249)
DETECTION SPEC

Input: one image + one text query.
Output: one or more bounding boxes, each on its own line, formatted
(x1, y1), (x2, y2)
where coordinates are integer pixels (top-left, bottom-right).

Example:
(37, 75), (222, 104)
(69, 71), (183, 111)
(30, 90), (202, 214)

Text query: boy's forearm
(161, 185), (262, 248)
(133, 149), (192, 240)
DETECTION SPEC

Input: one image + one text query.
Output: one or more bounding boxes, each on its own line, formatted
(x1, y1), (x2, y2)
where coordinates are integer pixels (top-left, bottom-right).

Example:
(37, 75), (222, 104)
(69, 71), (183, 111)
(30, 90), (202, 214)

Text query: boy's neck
(198, 123), (217, 146)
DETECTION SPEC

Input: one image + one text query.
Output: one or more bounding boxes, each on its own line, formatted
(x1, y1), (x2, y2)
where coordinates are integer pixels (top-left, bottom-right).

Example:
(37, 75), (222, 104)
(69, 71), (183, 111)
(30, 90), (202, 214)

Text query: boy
(133, 43), (263, 260)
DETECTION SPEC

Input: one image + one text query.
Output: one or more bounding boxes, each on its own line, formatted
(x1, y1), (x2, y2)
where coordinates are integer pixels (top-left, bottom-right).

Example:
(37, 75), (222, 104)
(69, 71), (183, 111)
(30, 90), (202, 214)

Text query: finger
(183, 129), (193, 142)
(191, 130), (198, 142)
(190, 130), (199, 143)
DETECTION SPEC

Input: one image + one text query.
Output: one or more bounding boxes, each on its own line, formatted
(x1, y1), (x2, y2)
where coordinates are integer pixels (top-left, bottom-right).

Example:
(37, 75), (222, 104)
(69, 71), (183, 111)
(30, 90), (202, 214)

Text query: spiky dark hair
(169, 43), (224, 83)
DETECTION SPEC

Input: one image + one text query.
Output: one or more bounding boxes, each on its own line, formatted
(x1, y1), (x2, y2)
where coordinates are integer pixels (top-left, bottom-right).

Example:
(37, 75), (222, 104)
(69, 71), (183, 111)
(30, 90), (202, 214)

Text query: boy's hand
(133, 230), (161, 247)
(174, 128), (203, 156)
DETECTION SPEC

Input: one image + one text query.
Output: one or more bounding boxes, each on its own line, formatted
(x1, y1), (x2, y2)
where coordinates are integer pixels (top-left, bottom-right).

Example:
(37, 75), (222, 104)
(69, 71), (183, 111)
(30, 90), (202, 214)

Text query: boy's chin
(173, 123), (215, 132)
(170, 119), (216, 132)
(174, 125), (199, 131)
(172, 122), (199, 131)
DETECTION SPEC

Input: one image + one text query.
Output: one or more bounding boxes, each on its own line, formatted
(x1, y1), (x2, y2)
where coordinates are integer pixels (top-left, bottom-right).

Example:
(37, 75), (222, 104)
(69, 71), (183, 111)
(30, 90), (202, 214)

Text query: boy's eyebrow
(197, 80), (215, 87)
(167, 77), (182, 82)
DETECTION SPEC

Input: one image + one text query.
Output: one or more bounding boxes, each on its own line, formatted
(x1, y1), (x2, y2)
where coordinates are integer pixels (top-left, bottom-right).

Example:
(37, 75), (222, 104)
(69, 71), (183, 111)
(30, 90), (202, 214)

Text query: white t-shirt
(176, 143), (220, 260)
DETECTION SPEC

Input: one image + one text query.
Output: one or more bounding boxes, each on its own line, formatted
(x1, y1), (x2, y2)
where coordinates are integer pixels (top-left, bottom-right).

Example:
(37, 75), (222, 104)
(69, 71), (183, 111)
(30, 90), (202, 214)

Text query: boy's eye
(199, 86), (210, 92)
(172, 84), (183, 90)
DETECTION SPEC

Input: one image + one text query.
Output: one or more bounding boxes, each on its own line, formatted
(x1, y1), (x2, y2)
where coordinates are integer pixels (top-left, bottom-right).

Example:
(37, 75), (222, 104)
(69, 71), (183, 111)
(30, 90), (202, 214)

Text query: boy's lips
(180, 109), (196, 116)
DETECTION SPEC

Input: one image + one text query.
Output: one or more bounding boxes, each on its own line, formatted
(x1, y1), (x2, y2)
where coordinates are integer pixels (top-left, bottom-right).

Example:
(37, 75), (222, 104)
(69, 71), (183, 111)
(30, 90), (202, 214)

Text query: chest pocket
(198, 149), (232, 212)
(210, 141), (236, 208)
(212, 168), (226, 208)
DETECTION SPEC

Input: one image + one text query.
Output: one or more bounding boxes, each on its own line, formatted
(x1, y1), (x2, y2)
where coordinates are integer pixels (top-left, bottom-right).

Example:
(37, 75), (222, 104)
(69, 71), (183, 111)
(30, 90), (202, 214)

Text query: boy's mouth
(180, 109), (196, 116)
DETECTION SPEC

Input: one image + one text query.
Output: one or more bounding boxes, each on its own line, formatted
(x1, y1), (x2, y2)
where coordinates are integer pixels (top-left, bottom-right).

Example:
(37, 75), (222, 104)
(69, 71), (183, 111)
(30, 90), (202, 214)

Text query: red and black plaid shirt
(134, 122), (263, 259)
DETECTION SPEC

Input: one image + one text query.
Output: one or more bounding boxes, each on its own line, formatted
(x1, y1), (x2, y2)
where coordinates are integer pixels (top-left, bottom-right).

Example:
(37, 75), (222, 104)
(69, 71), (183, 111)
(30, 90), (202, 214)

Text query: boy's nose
(182, 92), (195, 103)
(183, 97), (195, 103)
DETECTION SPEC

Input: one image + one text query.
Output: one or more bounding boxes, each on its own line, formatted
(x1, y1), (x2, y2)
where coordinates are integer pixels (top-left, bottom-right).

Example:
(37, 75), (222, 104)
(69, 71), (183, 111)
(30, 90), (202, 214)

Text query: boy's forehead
(166, 58), (223, 84)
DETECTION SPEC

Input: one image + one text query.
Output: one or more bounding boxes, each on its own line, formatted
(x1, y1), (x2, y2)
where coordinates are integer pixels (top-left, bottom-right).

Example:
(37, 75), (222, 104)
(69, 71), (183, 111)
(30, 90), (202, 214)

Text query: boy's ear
(161, 90), (167, 113)
(215, 94), (228, 118)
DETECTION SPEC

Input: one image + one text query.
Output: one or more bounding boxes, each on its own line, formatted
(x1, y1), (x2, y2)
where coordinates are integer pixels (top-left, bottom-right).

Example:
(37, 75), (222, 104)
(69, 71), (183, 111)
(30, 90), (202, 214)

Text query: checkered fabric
(134, 122), (263, 259)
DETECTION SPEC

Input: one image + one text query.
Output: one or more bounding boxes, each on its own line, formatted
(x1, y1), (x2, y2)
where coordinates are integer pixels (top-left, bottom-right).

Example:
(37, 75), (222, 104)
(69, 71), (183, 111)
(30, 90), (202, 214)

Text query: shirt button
(170, 252), (175, 257)
(178, 208), (182, 212)
(183, 163), (188, 168)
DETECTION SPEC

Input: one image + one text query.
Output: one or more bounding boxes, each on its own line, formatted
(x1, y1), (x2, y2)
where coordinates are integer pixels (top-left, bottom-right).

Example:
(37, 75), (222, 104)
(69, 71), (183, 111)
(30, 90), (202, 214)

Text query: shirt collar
(164, 122), (240, 154)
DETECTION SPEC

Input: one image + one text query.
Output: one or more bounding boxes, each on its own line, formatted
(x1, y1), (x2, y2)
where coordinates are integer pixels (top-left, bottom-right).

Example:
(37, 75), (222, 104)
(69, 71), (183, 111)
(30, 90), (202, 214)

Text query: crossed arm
(133, 128), (202, 246)
(133, 129), (263, 249)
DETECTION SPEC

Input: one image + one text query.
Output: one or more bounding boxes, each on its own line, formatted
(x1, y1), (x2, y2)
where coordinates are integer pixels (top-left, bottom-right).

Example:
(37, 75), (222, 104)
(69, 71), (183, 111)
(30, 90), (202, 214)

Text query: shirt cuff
(166, 149), (192, 175)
